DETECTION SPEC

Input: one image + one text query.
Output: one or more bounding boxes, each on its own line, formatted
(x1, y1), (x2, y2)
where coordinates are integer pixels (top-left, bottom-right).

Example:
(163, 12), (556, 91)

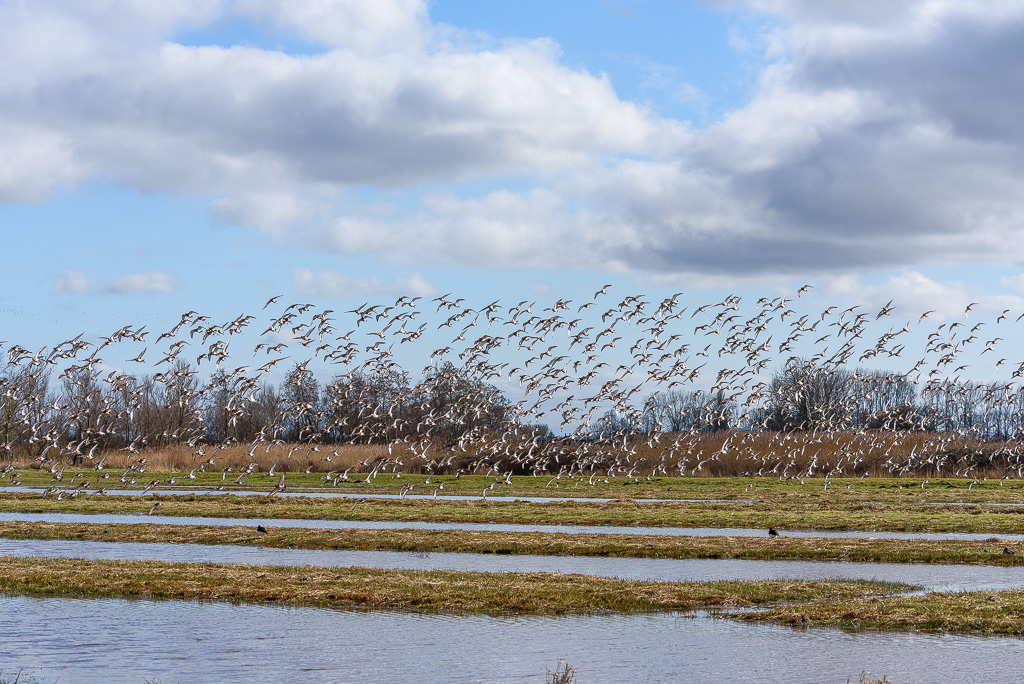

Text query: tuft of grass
(851, 674), (890, 684)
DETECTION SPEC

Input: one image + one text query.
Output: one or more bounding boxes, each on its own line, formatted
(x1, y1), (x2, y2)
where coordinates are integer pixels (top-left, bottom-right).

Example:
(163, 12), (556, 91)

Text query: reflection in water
(2, 510), (1021, 542)
(0, 594), (1021, 684)
(3, 537), (1024, 592)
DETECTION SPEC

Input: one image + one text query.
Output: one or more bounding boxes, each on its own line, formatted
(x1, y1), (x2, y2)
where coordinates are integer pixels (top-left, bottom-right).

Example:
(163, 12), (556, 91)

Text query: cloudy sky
(3, 0), (1024, 347)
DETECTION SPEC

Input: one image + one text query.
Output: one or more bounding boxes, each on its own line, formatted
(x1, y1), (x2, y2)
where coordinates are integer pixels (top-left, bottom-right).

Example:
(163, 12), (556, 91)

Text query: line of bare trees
(6, 353), (1024, 471)
(587, 358), (1024, 441)
(0, 359), (513, 461)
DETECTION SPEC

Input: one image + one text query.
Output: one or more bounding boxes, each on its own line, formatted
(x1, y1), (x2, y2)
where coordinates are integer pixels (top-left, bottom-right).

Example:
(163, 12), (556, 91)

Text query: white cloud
(54, 269), (99, 294)
(54, 269), (180, 295)
(292, 268), (436, 298)
(9, 0), (1024, 280)
(857, 271), (1024, 321)
(211, 192), (326, 236)
(235, 0), (429, 52)
(1001, 274), (1024, 291)
(0, 123), (86, 202)
(0, 2), (685, 202)
(106, 270), (181, 294)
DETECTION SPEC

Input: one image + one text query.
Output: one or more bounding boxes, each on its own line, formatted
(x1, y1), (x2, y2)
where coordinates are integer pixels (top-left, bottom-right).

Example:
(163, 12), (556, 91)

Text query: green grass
(2, 521), (1022, 566)
(0, 555), (907, 615)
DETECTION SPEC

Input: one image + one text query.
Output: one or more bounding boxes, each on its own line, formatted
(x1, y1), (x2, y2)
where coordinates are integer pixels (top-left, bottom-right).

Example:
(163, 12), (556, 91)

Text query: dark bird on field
(768, 527), (779, 537)
(257, 524), (268, 534)
(1004, 547), (1015, 555)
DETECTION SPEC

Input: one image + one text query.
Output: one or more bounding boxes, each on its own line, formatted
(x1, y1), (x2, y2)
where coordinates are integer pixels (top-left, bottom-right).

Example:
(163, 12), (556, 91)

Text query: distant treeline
(4, 355), (1024, 465)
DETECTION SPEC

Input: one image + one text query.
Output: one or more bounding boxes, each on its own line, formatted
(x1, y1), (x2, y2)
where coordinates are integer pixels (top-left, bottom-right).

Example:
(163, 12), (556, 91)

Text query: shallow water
(1, 594), (1021, 683)
(3, 537), (1022, 592)
(2, 510), (1022, 542)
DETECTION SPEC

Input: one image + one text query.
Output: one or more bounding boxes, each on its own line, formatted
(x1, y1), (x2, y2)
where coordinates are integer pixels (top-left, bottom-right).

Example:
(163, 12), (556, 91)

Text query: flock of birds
(4, 285), (1024, 489)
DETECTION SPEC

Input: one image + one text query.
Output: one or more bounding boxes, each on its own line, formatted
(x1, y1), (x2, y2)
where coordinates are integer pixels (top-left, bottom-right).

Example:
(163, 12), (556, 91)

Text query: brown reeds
(9, 428), (1020, 480)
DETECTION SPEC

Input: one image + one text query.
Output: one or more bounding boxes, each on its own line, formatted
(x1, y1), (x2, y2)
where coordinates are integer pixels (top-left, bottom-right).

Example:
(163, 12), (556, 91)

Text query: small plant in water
(851, 672), (890, 684)
(0, 669), (44, 684)
(546, 660), (578, 684)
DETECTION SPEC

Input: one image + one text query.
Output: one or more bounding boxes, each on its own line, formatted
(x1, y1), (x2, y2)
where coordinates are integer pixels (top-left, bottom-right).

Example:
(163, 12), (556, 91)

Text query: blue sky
(3, 0), (1024, 393)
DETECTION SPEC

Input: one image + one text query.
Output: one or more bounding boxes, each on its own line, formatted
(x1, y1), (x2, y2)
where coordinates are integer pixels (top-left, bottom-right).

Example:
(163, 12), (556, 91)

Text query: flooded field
(2, 594), (1022, 683)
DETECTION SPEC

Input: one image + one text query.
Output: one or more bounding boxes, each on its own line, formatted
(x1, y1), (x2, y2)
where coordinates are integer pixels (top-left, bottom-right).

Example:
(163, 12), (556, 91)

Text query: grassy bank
(1, 521), (1022, 566)
(4, 492), (1024, 533)
(0, 556), (904, 615)
(732, 589), (1024, 635)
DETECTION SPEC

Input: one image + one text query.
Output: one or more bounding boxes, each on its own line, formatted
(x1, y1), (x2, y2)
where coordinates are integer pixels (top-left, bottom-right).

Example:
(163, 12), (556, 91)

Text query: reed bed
(9, 430), (1020, 480)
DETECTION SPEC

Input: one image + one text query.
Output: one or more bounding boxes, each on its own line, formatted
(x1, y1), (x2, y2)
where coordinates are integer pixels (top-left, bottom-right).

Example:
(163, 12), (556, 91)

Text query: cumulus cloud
(854, 271), (1024, 322)
(8, 0), (1024, 279)
(0, 0), (683, 202)
(55, 269), (181, 295)
(292, 267), (436, 298)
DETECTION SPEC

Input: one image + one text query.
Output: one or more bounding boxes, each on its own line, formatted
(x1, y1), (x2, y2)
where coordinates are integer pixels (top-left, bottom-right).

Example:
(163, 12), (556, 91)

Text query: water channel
(1, 594), (1020, 683)
(3, 510), (1023, 542)
(3, 537), (1022, 592)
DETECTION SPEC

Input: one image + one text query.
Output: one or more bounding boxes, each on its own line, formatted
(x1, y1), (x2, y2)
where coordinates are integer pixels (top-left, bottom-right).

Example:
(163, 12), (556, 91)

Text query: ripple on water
(1, 595), (1023, 683)
(2, 537), (1024, 592)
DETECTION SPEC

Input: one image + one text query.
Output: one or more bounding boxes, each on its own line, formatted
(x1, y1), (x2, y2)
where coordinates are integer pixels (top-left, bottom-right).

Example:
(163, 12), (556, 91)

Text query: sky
(3, 0), (1024, 387)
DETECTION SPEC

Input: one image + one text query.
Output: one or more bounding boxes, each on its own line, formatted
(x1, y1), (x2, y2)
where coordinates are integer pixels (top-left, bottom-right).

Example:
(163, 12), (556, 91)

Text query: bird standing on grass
(257, 525), (268, 534)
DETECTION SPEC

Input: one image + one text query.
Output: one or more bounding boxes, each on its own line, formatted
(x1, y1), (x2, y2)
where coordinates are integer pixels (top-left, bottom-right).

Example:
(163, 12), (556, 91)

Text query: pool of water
(1, 594), (1020, 683)
(3, 537), (1022, 593)
(2, 510), (1021, 542)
